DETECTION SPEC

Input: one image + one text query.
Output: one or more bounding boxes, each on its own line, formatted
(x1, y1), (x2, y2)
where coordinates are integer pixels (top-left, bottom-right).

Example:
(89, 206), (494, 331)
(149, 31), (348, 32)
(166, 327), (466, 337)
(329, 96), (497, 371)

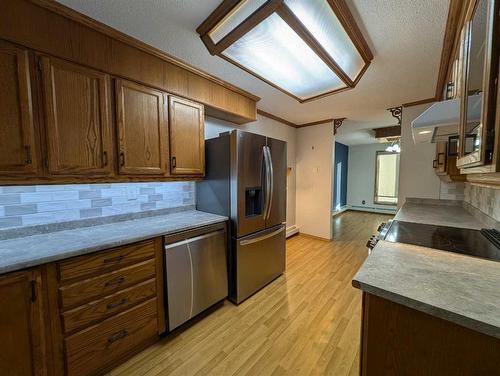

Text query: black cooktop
(384, 220), (500, 262)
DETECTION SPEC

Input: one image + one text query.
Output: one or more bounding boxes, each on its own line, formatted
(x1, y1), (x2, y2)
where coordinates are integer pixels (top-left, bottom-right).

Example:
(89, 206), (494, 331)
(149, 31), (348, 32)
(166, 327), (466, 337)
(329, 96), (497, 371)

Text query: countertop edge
(0, 213), (228, 275)
(353, 280), (500, 340)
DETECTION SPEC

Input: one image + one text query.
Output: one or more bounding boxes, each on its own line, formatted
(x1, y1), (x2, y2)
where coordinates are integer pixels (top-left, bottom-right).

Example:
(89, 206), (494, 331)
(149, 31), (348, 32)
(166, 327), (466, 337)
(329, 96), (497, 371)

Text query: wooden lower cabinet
(64, 299), (158, 376)
(0, 269), (45, 376)
(51, 238), (165, 376)
(360, 293), (500, 375)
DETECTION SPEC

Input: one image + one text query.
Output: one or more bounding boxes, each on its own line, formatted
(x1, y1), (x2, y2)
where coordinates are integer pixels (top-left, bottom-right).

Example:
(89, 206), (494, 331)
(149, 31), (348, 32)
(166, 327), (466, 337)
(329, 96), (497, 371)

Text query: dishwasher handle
(164, 229), (226, 250)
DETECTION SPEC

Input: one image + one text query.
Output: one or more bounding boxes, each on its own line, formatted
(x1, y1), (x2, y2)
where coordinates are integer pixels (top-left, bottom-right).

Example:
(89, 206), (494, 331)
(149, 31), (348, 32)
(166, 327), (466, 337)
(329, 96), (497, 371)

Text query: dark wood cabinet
(360, 293), (500, 375)
(0, 269), (45, 376)
(46, 238), (165, 376)
(0, 41), (39, 176)
(40, 56), (114, 176)
(169, 96), (205, 175)
(0, 40), (207, 183)
(116, 79), (168, 176)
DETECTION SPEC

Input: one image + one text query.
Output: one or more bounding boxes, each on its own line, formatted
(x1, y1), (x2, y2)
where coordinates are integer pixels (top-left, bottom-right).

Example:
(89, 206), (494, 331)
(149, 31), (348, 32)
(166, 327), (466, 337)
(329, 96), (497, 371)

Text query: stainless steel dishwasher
(164, 222), (228, 331)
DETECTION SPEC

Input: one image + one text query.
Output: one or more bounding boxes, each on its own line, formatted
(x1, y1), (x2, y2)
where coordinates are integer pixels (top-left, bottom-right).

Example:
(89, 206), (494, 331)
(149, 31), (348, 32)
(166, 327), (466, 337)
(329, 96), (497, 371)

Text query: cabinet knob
(120, 152), (125, 167)
(171, 156), (176, 168)
(103, 151), (108, 167)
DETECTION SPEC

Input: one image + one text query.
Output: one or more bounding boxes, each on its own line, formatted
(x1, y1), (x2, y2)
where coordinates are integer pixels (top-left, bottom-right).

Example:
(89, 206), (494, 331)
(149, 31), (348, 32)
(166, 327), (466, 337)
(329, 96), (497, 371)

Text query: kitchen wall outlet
(126, 186), (139, 200)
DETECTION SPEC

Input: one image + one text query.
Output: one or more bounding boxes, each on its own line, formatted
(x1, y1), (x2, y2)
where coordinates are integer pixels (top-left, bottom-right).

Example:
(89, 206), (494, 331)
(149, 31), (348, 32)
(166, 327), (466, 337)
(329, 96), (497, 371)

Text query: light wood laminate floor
(108, 211), (393, 376)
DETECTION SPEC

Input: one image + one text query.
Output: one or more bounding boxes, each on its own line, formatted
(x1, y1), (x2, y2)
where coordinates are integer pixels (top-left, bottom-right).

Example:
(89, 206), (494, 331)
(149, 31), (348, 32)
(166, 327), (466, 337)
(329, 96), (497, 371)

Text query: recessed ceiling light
(197, 0), (373, 103)
(418, 130), (433, 134)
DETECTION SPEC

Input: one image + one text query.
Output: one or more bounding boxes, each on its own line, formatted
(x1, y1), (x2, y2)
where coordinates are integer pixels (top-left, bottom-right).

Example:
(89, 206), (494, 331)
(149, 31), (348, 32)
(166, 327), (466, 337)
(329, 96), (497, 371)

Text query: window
(197, 0), (373, 103)
(374, 152), (400, 205)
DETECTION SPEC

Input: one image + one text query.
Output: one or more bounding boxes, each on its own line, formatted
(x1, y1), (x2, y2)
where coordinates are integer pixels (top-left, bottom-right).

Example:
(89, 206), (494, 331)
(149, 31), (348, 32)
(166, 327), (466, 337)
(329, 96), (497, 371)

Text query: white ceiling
(56, 0), (449, 145)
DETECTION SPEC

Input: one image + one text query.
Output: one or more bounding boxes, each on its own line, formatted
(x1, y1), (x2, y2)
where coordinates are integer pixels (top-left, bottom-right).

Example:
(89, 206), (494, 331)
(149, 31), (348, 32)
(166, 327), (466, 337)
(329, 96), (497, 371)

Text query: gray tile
(36, 184), (89, 192)
(2, 186), (36, 193)
(20, 192), (53, 203)
(141, 203), (156, 211)
(79, 190), (101, 199)
(140, 188), (155, 195)
(0, 194), (21, 205)
(148, 194), (163, 202)
(0, 217), (22, 229)
(80, 208), (102, 218)
(91, 198), (112, 208)
(22, 210), (80, 226)
(90, 184), (111, 189)
(4, 204), (37, 216)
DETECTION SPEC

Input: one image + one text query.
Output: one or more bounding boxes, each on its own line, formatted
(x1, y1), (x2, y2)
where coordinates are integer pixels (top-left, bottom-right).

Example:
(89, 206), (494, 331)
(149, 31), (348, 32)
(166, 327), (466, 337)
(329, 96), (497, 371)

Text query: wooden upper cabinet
(115, 79), (168, 175)
(434, 142), (447, 174)
(40, 56), (114, 176)
(169, 96), (205, 175)
(0, 41), (38, 175)
(0, 269), (45, 376)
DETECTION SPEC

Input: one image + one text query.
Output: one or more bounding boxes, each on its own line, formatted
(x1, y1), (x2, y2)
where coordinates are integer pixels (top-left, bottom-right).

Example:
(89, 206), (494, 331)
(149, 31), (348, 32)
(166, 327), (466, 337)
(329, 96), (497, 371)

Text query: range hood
(411, 94), (481, 143)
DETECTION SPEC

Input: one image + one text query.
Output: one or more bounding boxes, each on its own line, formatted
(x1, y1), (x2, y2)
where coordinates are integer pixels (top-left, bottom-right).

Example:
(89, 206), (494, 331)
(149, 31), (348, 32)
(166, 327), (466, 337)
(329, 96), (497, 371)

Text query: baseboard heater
(286, 225), (299, 238)
(350, 205), (397, 214)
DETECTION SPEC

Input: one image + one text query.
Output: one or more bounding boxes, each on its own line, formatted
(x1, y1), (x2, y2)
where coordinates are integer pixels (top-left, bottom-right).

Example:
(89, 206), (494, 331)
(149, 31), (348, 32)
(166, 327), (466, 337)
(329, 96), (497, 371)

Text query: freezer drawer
(164, 223), (228, 331)
(231, 225), (285, 304)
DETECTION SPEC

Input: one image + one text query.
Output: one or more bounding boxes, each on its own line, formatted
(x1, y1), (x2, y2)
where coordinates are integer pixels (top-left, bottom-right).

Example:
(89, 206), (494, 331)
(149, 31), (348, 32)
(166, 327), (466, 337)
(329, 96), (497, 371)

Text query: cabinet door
(116, 79), (168, 175)
(40, 56), (113, 176)
(0, 42), (38, 175)
(169, 96), (205, 175)
(0, 269), (45, 376)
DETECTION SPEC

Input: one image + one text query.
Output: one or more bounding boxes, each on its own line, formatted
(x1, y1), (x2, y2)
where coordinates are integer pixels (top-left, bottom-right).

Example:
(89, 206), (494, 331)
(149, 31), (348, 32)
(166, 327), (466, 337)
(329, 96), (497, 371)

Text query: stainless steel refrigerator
(197, 130), (286, 304)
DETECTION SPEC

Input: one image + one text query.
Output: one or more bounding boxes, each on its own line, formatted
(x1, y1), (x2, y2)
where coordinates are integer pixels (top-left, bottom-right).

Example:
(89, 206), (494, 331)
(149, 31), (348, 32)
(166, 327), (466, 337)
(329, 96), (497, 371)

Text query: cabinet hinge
(30, 280), (37, 303)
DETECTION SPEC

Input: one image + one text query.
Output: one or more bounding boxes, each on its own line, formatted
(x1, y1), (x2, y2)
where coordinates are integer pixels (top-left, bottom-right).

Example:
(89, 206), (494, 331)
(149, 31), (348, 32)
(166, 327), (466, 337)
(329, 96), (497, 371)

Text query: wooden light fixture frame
(197, 0), (373, 103)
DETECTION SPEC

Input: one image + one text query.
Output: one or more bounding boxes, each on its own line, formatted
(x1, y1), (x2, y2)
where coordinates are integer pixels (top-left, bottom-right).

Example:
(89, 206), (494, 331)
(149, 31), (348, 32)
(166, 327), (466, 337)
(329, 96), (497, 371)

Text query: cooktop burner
(384, 221), (500, 262)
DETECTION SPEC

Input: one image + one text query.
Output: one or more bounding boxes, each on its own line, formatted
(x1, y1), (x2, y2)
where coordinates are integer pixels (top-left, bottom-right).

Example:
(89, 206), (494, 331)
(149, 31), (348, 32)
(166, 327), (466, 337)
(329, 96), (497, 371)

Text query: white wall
(398, 103), (442, 207)
(204, 115), (297, 230)
(347, 143), (398, 213)
(296, 123), (335, 240)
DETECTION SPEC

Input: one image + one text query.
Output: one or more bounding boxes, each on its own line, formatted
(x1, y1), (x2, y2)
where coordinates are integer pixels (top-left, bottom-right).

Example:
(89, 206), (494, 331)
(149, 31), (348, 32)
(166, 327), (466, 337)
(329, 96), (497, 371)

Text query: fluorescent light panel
(223, 13), (345, 99)
(201, 0), (371, 101)
(209, 0), (268, 43)
(284, 0), (365, 80)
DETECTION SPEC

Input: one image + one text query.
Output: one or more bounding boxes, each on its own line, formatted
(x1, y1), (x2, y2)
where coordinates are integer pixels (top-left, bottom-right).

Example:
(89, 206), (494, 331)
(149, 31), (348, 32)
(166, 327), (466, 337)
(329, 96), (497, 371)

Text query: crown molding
(257, 109), (336, 129)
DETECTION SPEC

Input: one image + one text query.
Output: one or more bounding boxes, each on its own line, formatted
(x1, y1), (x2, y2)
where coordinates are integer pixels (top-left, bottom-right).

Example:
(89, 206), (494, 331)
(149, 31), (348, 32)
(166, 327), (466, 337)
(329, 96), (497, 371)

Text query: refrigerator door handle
(265, 146), (274, 220)
(262, 146), (271, 219)
(239, 226), (285, 246)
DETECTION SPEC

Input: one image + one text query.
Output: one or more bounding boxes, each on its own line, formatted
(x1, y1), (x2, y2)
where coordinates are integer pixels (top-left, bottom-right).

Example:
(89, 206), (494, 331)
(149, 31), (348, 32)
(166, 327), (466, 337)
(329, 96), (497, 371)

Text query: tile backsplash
(439, 181), (465, 201)
(464, 183), (500, 221)
(0, 182), (195, 230)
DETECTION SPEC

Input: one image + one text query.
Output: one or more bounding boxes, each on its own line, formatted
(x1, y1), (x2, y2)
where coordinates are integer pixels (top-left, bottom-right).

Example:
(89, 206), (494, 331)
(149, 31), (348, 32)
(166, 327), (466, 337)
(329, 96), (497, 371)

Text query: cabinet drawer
(65, 298), (158, 376)
(59, 259), (155, 309)
(59, 240), (155, 283)
(61, 279), (157, 334)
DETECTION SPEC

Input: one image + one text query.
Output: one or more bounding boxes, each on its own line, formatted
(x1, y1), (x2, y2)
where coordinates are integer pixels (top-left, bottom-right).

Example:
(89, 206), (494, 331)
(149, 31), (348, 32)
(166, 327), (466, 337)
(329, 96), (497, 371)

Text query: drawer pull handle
(108, 329), (129, 344)
(102, 255), (125, 264)
(104, 276), (125, 287)
(107, 298), (129, 310)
